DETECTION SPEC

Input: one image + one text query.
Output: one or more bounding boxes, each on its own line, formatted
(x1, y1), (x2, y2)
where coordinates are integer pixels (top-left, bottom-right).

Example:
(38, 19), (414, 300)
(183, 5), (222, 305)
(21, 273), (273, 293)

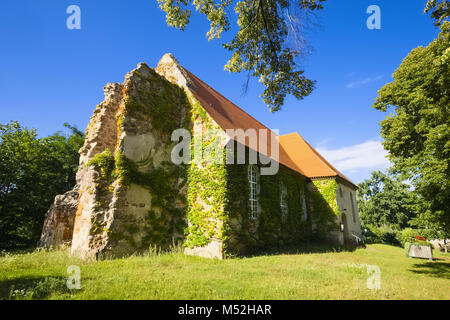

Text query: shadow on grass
(409, 261), (450, 280)
(238, 241), (359, 258)
(0, 247), (35, 256)
(0, 275), (81, 300)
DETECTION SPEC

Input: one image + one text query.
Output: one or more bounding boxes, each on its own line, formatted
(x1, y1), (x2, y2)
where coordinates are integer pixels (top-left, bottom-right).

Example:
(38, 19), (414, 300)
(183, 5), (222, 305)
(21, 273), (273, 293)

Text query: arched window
(248, 165), (259, 219)
(280, 182), (288, 221)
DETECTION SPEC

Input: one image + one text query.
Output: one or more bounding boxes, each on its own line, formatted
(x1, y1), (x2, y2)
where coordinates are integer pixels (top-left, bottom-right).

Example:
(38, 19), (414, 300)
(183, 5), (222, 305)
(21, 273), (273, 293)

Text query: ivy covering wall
(221, 149), (341, 256)
(184, 90), (228, 248)
(310, 180), (340, 239)
(221, 151), (312, 256)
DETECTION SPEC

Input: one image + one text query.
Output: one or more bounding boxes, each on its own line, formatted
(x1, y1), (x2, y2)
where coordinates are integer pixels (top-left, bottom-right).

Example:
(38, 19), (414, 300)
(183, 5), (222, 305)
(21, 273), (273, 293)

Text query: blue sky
(0, 0), (441, 183)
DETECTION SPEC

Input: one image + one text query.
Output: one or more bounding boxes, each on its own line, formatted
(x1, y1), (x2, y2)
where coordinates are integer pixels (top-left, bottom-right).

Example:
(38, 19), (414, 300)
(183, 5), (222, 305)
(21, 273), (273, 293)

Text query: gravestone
(408, 244), (433, 261)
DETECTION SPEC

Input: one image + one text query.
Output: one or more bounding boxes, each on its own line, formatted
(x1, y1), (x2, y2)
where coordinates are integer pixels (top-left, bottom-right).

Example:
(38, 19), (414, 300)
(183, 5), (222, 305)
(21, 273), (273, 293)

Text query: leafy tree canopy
(158, 0), (325, 112)
(425, 0), (450, 26)
(372, 22), (450, 238)
(0, 121), (84, 248)
(357, 171), (417, 230)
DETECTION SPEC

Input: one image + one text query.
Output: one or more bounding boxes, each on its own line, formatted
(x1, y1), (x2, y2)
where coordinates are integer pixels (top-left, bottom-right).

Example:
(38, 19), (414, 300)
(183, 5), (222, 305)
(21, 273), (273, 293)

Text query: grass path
(0, 244), (449, 300)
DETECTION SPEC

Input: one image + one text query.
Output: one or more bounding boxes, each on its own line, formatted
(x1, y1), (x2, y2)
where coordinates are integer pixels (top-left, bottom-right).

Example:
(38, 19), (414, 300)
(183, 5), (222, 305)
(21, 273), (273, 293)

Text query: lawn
(0, 244), (448, 300)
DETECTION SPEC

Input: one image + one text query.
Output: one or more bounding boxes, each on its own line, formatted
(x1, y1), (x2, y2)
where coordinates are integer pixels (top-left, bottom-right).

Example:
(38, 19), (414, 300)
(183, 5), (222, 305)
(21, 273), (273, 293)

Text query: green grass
(0, 244), (449, 300)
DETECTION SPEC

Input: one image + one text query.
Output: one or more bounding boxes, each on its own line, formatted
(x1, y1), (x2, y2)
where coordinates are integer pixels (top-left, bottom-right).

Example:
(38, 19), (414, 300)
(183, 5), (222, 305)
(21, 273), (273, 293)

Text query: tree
(409, 205), (449, 252)
(158, 0), (325, 112)
(372, 22), (450, 240)
(357, 171), (417, 230)
(425, 0), (449, 26)
(0, 121), (84, 248)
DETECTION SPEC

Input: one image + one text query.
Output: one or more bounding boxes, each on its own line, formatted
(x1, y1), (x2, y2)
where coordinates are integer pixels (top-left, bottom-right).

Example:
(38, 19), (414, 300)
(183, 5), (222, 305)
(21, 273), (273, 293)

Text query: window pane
(248, 166), (259, 219)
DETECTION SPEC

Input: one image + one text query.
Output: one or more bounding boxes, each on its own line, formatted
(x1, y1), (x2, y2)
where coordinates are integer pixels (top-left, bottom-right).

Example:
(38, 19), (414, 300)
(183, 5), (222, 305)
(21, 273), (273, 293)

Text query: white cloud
(346, 75), (383, 89)
(316, 137), (334, 148)
(316, 140), (391, 173)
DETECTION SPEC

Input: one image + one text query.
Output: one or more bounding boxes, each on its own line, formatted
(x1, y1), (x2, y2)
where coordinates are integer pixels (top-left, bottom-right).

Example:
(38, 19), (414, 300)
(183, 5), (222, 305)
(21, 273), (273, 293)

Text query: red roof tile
(279, 132), (357, 188)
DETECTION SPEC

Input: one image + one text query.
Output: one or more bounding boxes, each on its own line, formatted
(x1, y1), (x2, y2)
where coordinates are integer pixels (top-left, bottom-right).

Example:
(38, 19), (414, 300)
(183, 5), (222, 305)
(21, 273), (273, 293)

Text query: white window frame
(248, 165), (259, 219)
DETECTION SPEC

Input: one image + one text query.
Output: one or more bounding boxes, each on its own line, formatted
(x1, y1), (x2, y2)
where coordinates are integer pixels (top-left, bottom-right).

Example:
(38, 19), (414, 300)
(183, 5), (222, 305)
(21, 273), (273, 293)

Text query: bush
(362, 225), (400, 245)
(398, 228), (418, 246)
(0, 121), (84, 248)
(398, 228), (434, 247)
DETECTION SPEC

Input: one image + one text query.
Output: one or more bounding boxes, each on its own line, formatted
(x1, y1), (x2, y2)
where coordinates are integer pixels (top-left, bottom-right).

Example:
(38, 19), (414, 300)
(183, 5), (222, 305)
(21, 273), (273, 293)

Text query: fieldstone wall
(70, 83), (123, 259)
(38, 189), (79, 248)
(39, 83), (123, 251)
(70, 61), (193, 259)
(39, 54), (226, 259)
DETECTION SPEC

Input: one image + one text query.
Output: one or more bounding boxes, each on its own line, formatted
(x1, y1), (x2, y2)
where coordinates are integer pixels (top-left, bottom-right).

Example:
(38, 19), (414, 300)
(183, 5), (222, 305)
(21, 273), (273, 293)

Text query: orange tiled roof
(183, 68), (357, 189)
(279, 132), (357, 188)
